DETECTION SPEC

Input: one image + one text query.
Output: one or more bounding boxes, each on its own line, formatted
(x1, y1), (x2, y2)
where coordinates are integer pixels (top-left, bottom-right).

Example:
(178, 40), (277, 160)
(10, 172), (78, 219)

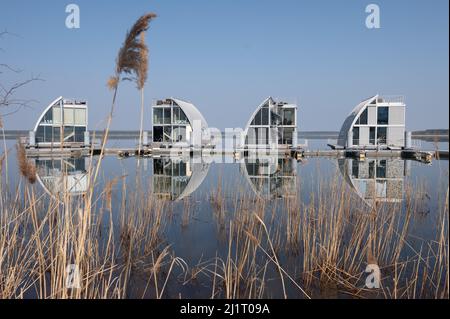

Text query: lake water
(1, 138), (448, 298)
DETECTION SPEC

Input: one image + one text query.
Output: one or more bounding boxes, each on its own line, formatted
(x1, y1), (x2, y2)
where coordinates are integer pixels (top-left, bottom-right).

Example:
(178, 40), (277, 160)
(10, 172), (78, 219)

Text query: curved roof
(170, 98), (208, 130)
(176, 161), (210, 200)
(244, 97), (274, 131)
(337, 95), (378, 146)
(33, 96), (63, 132)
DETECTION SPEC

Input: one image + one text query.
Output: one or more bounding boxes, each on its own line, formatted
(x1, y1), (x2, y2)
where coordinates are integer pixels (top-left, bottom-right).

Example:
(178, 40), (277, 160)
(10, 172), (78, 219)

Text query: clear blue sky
(0, 0), (448, 131)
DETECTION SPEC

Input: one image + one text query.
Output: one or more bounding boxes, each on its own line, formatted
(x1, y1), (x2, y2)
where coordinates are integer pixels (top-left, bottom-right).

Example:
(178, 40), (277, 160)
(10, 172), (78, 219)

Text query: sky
(0, 0), (448, 131)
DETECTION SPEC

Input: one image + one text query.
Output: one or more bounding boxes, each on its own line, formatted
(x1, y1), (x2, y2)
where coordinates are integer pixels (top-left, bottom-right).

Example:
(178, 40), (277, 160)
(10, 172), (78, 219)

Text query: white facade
(32, 96), (88, 147)
(339, 158), (406, 207)
(152, 98), (208, 147)
(244, 97), (298, 149)
(337, 95), (406, 149)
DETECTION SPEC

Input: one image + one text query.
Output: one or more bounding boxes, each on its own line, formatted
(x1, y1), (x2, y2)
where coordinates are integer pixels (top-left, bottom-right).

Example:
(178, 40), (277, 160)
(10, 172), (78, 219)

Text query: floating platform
(24, 144), (447, 164)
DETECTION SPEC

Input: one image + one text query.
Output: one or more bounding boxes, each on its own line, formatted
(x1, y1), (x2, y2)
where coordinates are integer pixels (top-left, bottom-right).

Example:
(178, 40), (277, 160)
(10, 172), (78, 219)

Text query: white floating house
(241, 155), (297, 199)
(339, 158), (407, 207)
(34, 156), (88, 200)
(30, 96), (88, 147)
(152, 98), (209, 148)
(337, 95), (406, 149)
(151, 156), (210, 201)
(244, 97), (297, 149)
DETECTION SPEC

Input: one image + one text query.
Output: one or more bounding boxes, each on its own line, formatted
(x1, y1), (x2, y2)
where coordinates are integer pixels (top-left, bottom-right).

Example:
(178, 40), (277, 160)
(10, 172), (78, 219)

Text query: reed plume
(93, 13), (156, 190)
(16, 142), (36, 184)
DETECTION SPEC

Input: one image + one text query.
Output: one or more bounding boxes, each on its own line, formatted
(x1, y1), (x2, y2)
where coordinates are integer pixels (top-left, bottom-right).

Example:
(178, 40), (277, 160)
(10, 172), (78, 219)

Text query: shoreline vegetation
(0, 155), (448, 298)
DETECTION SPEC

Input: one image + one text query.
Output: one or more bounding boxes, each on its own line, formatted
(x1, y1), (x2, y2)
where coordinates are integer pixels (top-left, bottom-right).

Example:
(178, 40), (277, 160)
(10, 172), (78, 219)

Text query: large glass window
(281, 128), (294, 144)
(64, 127), (75, 142)
(173, 107), (188, 124)
(377, 107), (389, 125)
(353, 127), (359, 145)
(261, 107), (269, 125)
(36, 126), (45, 143)
(173, 126), (187, 142)
(163, 108), (171, 124)
(43, 108), (53, 124)
(376, 160), (387, 178)
(282, 109), (295, 125)
(251, 109), (262, 126)
(153, 108), (164, 124)
(377, 127), (387, 144)
(44, 126), (53, 143)
(357, 108), (368, 125)
(75, 127), (86, 142)
(369, 127), (376, 145)
(163, 126), (172, 142)
(153, 126), (163, 142)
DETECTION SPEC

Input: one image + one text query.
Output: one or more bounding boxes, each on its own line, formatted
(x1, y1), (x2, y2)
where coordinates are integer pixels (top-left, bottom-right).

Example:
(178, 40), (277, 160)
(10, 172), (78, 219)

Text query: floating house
(152, 98), (209, 148)
(30, 96), (88, 148)
(338, 158), (407, 207)
(34, 156), (88, 199)
(244, 97), (297, 149)
(241, 155), (297, 199)
(151, 156), (210, 201)
(337, 95), (406, 149)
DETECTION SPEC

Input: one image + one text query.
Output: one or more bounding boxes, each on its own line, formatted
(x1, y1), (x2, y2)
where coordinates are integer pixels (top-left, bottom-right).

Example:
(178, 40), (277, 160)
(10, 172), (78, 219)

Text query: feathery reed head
(109, 12), (156, 90)
(137, 32), (149, 90)
(16, 142), (37, 184)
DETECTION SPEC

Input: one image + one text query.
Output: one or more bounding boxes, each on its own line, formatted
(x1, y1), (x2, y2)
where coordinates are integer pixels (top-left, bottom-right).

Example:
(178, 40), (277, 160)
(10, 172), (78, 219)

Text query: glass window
(282, 128), (294, 144)
(75, 127), (86, 142)
(261, 107), (269, 125)
(173, 126), (187, 142)
(44, 126), (53, 143)
(251, 109), (262, 126)
(282, 109), (295, 125)
(376, 160), (387, 178)
(53, 127), (61, 142)
(153, 108), (163, 124)
(64, 108), (74, 125)
(153, 159), (164, 174)
(271, 111), (281, 126)
(163, 126), (172, 142)
(377, 127), (387, 144)
(173, 107), (188, 124)
(369, 127), (376, 145)
(351, 160), (359, 178)
(43, 108), (53, 124)
(153, 126), (163, 142)
(36, 126), (45, 143)
(377, 107), (389, 125)
(64, 127), (74, 142)
(353, 127), (359, 145)
(163, 108), (171, 124)
(357, 108), (368, 125)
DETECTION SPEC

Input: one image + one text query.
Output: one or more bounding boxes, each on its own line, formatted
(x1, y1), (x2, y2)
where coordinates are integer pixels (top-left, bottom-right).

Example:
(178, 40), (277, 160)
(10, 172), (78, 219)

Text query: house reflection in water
(34, 157), (88, 199)
(338, 158), (408, 206)
(151, 156), (210, 201)
(240, 155), (297, 199)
